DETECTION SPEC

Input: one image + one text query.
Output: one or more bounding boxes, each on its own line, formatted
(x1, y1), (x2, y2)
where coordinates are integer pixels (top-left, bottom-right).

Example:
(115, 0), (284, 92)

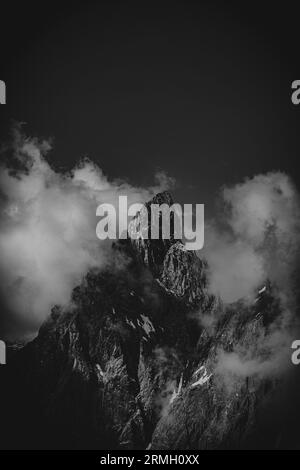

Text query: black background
(1, 1), (300, 216)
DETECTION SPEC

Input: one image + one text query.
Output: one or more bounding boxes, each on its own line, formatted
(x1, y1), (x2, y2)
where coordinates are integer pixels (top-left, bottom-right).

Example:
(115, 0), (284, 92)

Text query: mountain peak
(127, 191), (177, 277)
(147, 190), (174, 206)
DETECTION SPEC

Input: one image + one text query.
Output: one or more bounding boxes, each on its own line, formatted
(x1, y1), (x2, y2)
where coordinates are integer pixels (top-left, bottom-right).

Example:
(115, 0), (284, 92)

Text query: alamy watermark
(0, 80), (6, 104)
(96, 196), (204, 250)
(0, 340), (6, 365)
(291, 340), (300, 365)
(291, 80), (300, 105)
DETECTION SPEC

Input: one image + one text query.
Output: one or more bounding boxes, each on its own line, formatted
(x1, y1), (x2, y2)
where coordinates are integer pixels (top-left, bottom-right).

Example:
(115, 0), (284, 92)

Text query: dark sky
(1, 1), (300, 216)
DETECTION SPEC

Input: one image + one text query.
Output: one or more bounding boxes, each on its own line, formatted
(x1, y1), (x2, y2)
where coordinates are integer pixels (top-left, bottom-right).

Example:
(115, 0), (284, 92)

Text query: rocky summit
(0, 192), (297, 449)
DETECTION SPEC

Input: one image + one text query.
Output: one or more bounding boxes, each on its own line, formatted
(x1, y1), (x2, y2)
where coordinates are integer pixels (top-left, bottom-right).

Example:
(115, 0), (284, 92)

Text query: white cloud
(203, 172), (300, 304)
(0, 128), (173, 339)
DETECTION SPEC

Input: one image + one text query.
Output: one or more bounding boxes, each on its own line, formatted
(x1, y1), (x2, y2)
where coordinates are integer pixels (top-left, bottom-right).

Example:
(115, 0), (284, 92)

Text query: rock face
(0, 192), (296, 449)
(160, 242), (208, 307)
(127, 191), (177, 277)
